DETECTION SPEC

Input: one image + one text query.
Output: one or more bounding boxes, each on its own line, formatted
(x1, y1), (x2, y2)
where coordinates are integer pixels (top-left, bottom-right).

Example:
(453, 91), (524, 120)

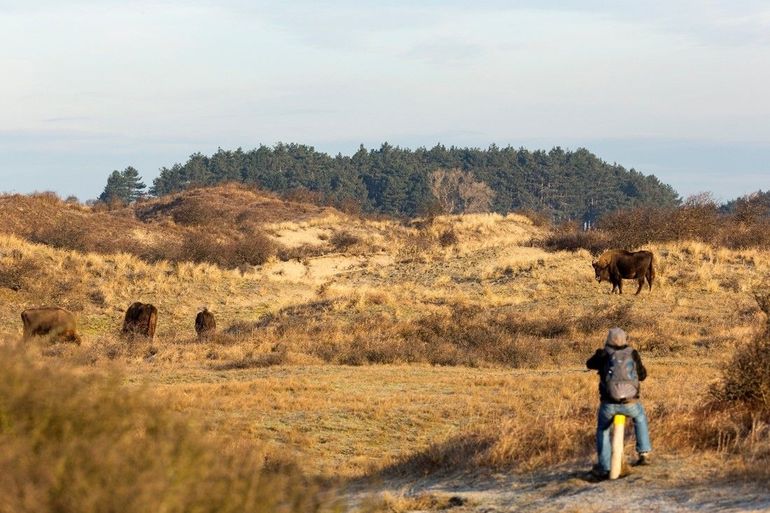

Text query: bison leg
(647, 267), (654, 291)
(635, 278), (644, 295)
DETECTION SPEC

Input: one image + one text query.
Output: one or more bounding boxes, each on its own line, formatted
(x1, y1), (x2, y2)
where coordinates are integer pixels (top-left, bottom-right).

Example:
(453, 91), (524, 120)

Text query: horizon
(2, 0), (768, 202)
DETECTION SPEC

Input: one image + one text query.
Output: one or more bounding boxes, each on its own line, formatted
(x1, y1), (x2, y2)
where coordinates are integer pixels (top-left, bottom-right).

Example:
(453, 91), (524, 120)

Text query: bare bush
(277, 244), (328, 262)
(0, 257), (41, 292)
(172, 198), (216, 226)
(711, 294), (770, 411)
(28, 224), (92, 251)
(212, 350), (287, 370)
(438, 228), (459, 247)
(178, 231), (275, 268)
(231, 232), (276, 266)
(539, 192), (770, 253)
(330, 230), (360, 252)
(712, 332), (770, 411)
(538, 222), (610, 254)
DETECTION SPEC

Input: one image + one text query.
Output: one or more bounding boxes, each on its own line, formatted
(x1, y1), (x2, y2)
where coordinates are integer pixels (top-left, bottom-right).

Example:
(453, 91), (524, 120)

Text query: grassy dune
(2, 189), (770, 510)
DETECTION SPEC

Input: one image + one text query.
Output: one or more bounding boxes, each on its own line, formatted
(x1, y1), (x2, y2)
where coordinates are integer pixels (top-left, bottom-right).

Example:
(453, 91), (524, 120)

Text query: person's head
(605, 327), (628, 348)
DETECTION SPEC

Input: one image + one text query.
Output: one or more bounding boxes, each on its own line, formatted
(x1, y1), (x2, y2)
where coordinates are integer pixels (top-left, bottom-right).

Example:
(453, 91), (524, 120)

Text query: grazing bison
(21, 307), (81, 344)
(592, 250), (655, 295)
(195, 308), (216, 339)
(122, 302), (158, 340)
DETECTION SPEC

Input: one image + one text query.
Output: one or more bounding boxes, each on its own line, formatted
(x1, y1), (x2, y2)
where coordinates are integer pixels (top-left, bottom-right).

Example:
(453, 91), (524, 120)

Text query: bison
(21, 307), (81, 344)
(195, 308), (216, 340)
(122, 302), (158, 340)
(592, 250), (655, 295)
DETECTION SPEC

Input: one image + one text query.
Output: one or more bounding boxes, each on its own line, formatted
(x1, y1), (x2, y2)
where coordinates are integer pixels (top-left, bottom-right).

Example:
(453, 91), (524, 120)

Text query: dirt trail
(351, 456), (770, 512)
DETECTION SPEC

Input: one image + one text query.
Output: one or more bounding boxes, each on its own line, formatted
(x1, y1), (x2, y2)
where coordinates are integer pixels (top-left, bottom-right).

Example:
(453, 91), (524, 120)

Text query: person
(587, 327), (652, 479)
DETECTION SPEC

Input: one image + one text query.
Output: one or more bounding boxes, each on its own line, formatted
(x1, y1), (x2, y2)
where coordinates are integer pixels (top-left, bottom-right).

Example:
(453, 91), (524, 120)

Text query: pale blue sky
(1, 0), (768, 202)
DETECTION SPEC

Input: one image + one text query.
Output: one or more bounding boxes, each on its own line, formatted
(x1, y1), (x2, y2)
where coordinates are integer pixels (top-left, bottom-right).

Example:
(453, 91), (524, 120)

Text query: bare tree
(429, 169), (463, 214)
(429, 168), (495, 214)
(459, 179), (495, 214)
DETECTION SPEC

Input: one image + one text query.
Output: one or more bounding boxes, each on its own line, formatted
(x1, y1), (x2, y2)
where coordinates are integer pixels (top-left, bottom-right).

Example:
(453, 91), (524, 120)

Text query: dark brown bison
(592, 250), (655, 295)
(122, 302), (158, 340)
(21, 307), (81, 344)
(195, 308), (216, 339)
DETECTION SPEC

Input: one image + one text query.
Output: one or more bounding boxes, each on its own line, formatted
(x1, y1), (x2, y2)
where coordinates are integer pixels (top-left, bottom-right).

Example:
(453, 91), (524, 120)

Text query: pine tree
(121, 166), (146, 202)
(98, 170), (128, 203)
(98, 167), (146, 204)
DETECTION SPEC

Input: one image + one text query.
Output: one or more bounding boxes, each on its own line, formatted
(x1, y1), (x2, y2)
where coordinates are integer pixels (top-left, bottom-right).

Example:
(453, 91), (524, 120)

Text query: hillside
(2, 190), (770, 511)
(0, 184), (395, 268)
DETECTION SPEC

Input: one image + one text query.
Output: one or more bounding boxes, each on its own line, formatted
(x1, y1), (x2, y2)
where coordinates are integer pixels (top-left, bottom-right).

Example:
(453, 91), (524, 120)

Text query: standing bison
(21, 307), (81, 344)
(122, 302), (158, 340)
(592, 250), (655, 295)
(195, 308), (216, 339)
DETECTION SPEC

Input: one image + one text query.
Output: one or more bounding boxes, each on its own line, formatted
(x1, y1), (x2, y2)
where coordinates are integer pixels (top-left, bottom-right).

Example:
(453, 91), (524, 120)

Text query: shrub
(721, 219), (770, 250)
(178, 231), (275, 268)
(712, 294), (770, 411)
(330, 230), (360, 252)
(212, 351), (287, 370)
(231, 232), (276, 266)
(277, 244), (328, 262)
(171, 198), (215, 226)
(438, 228), (459, 247)
(538, 223), (609, 254)
(28, 224), (92, 251)
(518, 209), (551, 228)
(178, 232), (224, 264)
(398, 230), (435, 261)
(0, 257), (41, 292)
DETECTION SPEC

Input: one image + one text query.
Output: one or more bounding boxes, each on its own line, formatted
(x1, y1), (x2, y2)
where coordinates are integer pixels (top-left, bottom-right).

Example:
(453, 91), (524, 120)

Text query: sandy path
(351, 456), (770, 512)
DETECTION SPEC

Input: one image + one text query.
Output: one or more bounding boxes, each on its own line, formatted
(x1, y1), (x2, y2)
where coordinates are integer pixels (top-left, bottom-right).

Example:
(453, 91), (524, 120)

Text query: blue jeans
(596, 401), (652, 472)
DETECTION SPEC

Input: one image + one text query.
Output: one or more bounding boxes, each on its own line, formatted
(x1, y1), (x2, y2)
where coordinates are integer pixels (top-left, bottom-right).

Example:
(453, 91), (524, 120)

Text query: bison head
(592, 261), (610, 283)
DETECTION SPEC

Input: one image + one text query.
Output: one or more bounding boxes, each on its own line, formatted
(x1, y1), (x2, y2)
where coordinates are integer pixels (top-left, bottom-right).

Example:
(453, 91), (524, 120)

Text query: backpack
(603, 346), (639, 402)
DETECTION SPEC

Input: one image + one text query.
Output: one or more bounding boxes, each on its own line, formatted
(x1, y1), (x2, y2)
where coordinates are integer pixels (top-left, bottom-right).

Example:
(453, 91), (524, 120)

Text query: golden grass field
(2, 187), (770, 511)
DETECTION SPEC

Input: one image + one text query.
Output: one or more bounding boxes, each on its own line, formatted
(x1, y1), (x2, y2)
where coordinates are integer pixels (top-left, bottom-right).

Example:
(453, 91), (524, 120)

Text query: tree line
(100, 143), (681, 222)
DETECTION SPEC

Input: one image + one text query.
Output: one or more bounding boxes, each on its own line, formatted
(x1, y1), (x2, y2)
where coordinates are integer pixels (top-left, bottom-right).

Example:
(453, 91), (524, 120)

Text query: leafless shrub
(711, 330), (770, 411)
(28, 224), (92, 251)
(538, 222), (610, 254)
(283, 187), (325, 205)
(330, 230), (360, 252)
(721, 220), (770, 250)
(277, 244), (328, 261)
(518, 209), (551, 228)
(178, 232), (223, 264)
(438, 228), (459, 247)
(398, 229), (436, 261)
(711, 293), (770, 411)
(231, 232), (276, 266)
(539, 192), (770, 253)
(178, 231), (275, 268)
(211, 351), (287, 370)
(29, 191), (61, 205)
(0, 258), (41, 292)
(576, 303), (636, 334)
(172, 198), (215, 226)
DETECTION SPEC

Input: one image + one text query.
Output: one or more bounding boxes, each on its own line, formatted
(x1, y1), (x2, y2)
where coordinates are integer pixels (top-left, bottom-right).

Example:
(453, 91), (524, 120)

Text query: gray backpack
(604, 346), (639, 402)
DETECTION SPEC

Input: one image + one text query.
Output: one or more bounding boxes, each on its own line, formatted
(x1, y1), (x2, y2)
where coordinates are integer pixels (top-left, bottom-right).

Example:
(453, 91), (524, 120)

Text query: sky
(1, 0), (768, 202)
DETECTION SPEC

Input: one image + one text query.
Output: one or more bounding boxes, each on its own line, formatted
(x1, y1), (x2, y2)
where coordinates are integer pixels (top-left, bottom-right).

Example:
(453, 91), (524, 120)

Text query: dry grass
(2, 194), (770, 493)
(0, 343), (340, 513)
(361, 491), (470, 512)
